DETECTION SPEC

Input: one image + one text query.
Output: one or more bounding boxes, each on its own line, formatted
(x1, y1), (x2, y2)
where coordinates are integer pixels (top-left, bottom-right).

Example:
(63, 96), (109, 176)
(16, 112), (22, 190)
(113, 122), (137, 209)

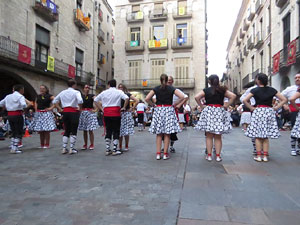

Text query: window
(252, 23), (255, 39)
(107, 51), (109, 62)
(251, 56), (255, 76)
(130, 27), (141, 42)
(107, 32), (109, 41)
(178, 0), (187, 9)
(97, 68), (100, 78)
(176, 23), (187, 38)
(175, 58), (189, 80)
(35, 25), (50, 64)
(283, 13), (291, 48)
(107, 15), (109, 22)
(75, 48), (84, 77)
(260, 51), (263, 73)
(129, 60), (141, 80)
(77, 0), (82, 9)
(132, 5), (140, 12)
(154, 3), (163, 14)
(97, 44), (101, 60)
(153, 25), (164, 40)
(259, 17), (263, 39)
(151, 59), (165, 80)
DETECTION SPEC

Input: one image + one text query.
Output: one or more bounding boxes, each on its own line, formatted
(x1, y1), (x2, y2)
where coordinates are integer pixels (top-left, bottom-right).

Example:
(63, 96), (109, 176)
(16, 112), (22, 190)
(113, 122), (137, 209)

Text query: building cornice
(226, 0), (249, 52)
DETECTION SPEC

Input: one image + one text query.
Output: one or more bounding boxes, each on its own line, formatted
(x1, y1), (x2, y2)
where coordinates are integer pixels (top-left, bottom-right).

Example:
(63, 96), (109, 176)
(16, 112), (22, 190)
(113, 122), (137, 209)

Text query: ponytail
(160, 74), (168, 89)
(208, 74), (227, 94)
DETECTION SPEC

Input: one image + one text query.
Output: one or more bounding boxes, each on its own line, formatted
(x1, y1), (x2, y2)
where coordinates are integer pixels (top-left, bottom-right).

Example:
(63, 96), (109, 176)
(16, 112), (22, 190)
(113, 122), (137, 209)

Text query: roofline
(226, 0), (249, 52)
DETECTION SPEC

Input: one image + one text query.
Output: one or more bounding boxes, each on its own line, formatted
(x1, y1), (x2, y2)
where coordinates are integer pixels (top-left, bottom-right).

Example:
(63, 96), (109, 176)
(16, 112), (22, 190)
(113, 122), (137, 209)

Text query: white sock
(105, 138), (111, 151)
(70, 135), (77, 150)
(113, 139), (119, 151)
(62, 136), (68, 149)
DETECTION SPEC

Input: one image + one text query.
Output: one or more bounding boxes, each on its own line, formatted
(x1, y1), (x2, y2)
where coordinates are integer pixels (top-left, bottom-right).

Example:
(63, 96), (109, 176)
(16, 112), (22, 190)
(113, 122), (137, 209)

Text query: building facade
(0, 0), (114, 100)
(114, 0), (207, 102)
(271, 0), (300, 91)
(225, 0), (300, 95)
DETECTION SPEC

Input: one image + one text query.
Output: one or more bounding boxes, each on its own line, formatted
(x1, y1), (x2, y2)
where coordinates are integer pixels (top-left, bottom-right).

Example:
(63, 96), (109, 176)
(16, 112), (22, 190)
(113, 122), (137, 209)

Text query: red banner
(287, 39), (297, 66)
(272, 51), (280, 74)
(68, 65), (75, 78)
(18, 44), (31, 64)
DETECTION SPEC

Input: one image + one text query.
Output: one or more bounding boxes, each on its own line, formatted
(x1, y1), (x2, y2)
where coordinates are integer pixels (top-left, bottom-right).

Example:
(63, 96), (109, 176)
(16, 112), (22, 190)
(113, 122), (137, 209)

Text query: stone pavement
(0, 128), (300, 225)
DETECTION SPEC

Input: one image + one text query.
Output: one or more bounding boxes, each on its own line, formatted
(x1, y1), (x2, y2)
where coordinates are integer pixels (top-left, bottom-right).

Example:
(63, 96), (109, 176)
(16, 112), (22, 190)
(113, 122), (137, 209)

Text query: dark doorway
(0, 70), (37, 101)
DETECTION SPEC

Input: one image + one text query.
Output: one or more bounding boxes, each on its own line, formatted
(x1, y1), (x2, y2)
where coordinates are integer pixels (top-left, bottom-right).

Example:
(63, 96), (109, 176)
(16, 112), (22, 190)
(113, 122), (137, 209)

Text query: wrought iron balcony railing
(0, 36), (94, 85)
(171, 38), (193, 49)
(32, 0), (59, 22)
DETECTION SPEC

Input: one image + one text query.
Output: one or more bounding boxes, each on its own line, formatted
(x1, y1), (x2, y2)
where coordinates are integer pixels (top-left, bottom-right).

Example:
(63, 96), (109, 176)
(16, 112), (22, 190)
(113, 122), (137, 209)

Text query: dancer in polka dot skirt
(243, 73), (287, 162)
(195, 75), (236, 162)
(145, 74), (184, 160)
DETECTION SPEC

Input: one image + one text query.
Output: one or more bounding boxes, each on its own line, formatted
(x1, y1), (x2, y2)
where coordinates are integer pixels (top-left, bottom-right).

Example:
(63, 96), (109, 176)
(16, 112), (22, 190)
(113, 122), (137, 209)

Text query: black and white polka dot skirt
(245, 107), (280, 139)
(32, 111), (56, 131)
(120, 111), (135, 136)
(291, 112), (300, 138)
(195, 106), (232, 134)
(149, 106), (181, 134)
(240, 112), (252, 125)
(78, 110), (100, 131)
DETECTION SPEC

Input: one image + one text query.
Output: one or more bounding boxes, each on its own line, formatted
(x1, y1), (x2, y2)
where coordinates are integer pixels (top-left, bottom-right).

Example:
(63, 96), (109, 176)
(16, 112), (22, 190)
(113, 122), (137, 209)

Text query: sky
(207, 0), (242, 77)
(108, 0), (242, 77)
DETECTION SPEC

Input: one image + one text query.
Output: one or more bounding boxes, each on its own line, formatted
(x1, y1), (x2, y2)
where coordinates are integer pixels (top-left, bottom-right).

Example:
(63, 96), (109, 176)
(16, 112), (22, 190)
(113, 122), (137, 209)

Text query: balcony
(279, 48), (289, 68)
(252, 69), (260, 79)
(247, 5), (255, 21)
(254, 31), (264, 49)
(243, 18), (250, 31)
(244, 45), (249, 56)
(32, 0), (59, 22)
(242, 74), (250, 88)
(149, 9), (168, 21)
(125, 40), (145, 52)
(171, 38), (193, 49)
(97, 28), (105, 41)
(126, 11), (144, 23)
(74, 9), (90, 31)
(112, 49), (115, 59)
(276, 0), (289, 8)
(148, 39), (168, 51)
(122, 78), (195, 90)
(98, 8), (103, 21)
(236, 37), (241, 46)
(0, 35), (94, 85)
(255, 0), (263, 14)
(240, 28), (245, 39)
(172, 7), (192, 19)
(240, 53), (244, 62)
(247, 35), (254, 49)
(97, 54), (105, 65)
(237, 58), (240, 67)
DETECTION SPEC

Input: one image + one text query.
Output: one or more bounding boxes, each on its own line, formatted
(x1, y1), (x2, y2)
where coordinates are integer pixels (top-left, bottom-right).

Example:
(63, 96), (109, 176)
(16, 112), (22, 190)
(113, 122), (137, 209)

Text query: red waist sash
(104, 106), (121, 117)
(156, 105), (172, 107)
(207, 104), (222, 107)
(257, 105), (271, 108)
(137, 111), (144, 114)
(7, 110), (23, 116)
(37, 109), (47, 112)
(63, 107), (79, 113)
(289, 104), (300, 112)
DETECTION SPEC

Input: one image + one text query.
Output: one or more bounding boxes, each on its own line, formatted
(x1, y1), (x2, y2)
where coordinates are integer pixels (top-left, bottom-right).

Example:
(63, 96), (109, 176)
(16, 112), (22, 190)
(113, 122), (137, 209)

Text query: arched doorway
(0, 69), (37, 101)
(280, 75), (291, 91)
